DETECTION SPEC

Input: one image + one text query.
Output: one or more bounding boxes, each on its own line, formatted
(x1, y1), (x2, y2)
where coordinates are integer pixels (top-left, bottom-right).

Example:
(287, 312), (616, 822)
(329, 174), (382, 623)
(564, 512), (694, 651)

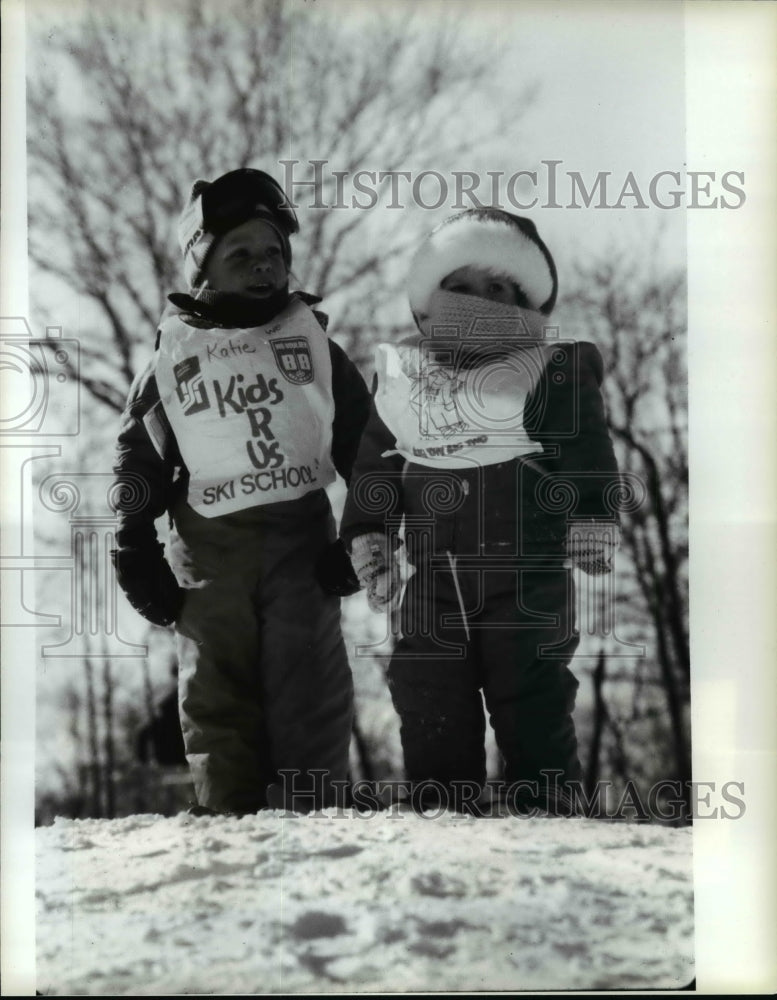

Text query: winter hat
(177, 168), (299, 288)
(407, 208), (558, 320)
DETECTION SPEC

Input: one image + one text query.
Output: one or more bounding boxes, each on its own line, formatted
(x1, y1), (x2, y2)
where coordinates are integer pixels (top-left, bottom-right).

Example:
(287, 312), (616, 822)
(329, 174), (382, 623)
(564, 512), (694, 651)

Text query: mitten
(349, 532), (401, 613)
(111, 544), (186, 627)
(567, 521), (621, 576)
(314, 538), (362, 597)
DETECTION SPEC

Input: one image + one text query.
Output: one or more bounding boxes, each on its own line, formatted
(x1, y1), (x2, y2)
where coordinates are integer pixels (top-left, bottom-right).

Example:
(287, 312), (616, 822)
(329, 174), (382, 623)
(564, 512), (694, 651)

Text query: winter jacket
(112, 290), (371, 625)
(340, 339), (620, 563)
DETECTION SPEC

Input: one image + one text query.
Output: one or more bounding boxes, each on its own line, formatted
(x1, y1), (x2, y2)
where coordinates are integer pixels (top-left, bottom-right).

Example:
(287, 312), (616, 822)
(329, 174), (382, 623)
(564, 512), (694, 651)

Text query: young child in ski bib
(112, 168), (371, 815)
(341, 209), (621, 815)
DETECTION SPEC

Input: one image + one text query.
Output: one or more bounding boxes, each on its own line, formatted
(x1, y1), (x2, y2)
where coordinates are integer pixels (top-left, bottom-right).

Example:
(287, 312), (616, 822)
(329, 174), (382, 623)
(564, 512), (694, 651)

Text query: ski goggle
(200, 168), (300, 238)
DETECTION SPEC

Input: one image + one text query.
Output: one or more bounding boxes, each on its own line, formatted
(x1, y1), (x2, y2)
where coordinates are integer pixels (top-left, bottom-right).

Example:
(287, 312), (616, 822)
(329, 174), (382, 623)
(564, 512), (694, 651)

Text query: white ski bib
(374, 341), (553, 469)
(156, 298), (335, 516)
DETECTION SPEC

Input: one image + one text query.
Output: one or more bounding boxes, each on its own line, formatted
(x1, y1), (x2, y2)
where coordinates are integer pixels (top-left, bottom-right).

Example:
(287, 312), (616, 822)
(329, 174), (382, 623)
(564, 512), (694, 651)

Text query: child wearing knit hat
(341, 208), (621, 816)
(112, 168), (371, 815)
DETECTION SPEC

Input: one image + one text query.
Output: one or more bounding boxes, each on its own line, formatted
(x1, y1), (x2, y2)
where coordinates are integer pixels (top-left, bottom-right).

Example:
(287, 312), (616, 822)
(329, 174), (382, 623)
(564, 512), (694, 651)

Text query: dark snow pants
(388, 559), (581, 810)
(169, 490), (354, 814)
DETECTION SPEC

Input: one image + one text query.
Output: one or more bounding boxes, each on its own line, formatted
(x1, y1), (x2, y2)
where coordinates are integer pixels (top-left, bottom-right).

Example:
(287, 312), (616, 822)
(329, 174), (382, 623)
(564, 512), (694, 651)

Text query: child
(112, 168), (371, 815)
(340, 208), (621, 815)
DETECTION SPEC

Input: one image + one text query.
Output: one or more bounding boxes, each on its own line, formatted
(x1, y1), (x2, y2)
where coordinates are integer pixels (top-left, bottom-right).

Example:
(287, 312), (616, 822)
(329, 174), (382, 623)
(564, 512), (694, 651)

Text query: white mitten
(567, 521), (621, 576)
(349, 532), (402, 613)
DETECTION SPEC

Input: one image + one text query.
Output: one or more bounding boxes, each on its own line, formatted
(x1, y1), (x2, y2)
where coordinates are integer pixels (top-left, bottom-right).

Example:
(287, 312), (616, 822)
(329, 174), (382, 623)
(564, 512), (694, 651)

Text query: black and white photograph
(1, 0), (775, 994)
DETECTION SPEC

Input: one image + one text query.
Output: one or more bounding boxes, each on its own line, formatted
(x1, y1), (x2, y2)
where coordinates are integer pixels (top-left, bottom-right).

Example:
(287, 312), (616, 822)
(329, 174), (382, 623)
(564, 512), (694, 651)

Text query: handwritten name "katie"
(206, 338), (257, 362)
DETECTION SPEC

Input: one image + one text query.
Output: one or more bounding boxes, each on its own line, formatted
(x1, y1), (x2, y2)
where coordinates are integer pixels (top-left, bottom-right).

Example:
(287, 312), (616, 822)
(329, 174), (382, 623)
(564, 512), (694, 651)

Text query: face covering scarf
(375, 290), (559, 469)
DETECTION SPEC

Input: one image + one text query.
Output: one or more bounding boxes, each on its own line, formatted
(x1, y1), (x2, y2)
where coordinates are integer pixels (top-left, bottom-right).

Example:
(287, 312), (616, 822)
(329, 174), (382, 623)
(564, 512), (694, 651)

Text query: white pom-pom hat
(407, 209), (558, 320)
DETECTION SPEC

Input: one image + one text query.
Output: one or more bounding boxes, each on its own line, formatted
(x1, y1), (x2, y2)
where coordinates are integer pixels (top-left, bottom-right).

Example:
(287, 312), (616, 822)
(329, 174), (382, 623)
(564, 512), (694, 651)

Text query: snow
(35, 808), (693, 995)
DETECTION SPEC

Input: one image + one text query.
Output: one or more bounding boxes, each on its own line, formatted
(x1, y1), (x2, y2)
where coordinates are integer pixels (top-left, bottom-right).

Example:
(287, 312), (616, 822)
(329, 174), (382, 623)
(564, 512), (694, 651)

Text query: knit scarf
(413, 288), (548, 364)
(167, 285), (292, 330)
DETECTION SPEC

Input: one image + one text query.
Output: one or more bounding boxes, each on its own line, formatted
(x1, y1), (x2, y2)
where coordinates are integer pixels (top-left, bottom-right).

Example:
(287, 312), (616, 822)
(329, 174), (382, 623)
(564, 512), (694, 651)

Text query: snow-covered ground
(35, 808), (693, 995)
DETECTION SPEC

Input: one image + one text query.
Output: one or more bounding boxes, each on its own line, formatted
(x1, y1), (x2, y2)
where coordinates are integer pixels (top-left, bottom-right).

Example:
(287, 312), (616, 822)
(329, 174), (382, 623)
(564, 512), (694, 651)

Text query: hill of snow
(35, 808), (693, 995)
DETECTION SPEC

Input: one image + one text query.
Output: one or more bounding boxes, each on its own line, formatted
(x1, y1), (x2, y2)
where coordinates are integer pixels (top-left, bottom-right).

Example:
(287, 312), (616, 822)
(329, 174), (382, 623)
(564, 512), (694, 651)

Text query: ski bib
(374, 341), (553, 469)
(156, 297), (335, 516)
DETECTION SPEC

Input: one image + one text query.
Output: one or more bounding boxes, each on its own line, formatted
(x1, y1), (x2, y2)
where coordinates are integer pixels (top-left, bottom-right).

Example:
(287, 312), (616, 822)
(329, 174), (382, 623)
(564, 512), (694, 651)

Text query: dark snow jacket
(340, 339), (620, 563)
(112, 290), (371, 625)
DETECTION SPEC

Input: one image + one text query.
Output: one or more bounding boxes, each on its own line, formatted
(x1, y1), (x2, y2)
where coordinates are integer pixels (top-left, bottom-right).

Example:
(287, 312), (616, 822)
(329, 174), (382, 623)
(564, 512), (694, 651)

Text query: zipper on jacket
(446, 550), (471, 640)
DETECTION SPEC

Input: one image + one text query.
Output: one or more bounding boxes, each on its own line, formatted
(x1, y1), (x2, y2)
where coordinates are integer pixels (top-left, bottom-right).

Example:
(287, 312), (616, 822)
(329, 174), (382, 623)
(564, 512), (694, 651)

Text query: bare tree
(563, 235), (690, 798)
(27, 0), (534, 404)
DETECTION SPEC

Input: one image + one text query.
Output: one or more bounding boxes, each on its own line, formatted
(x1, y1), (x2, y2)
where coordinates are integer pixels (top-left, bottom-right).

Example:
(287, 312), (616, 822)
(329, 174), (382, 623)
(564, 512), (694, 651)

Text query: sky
(2, 1), (777, 995)
(479, 0), (687, 266)
(16, 0), (690, 329)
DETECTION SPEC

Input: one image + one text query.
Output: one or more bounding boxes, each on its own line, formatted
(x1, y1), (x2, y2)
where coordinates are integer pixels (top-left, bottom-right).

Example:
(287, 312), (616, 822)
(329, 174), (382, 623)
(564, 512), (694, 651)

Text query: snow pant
(388, 559), (581, 811)
(169, 490), (354, 814)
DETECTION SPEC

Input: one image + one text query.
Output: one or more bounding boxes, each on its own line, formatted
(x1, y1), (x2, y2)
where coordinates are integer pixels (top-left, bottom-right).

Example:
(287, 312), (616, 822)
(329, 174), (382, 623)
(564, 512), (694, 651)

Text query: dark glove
(111, 545), (186, 627)
(314, 538), (361, 597)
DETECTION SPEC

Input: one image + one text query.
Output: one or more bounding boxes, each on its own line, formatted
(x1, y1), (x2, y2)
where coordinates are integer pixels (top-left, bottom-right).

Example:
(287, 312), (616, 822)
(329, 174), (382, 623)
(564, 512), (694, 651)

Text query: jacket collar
(166, 287), (323, 330)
